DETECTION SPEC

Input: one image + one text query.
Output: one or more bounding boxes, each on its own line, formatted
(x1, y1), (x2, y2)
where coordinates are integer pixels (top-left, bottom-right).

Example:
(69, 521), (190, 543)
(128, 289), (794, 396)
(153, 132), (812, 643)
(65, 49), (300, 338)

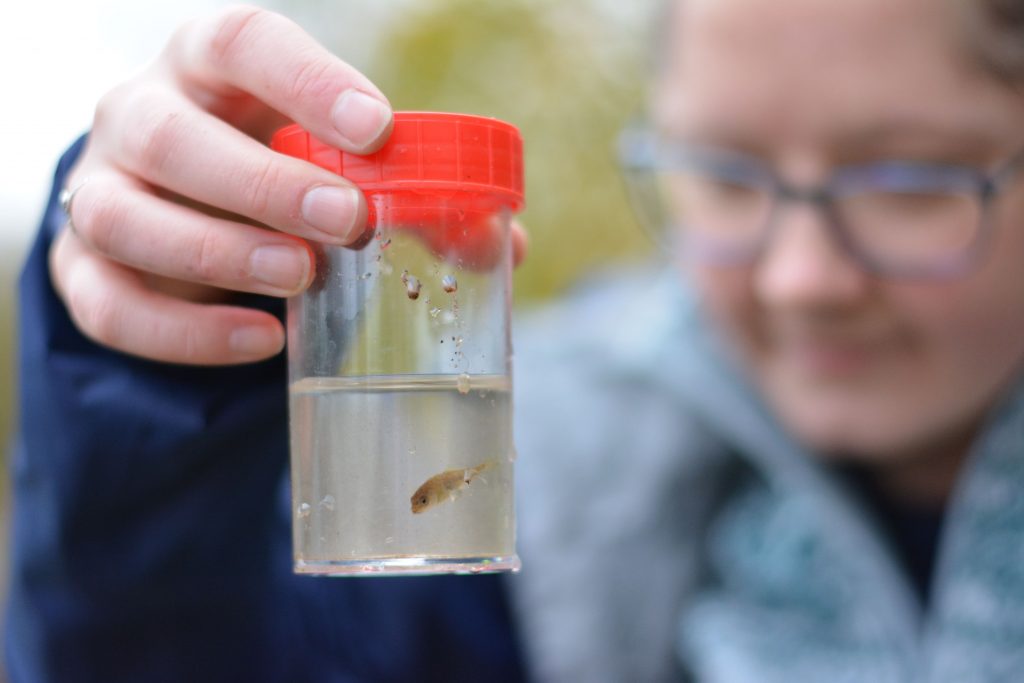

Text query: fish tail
(467, 459), (499, 483)
(474, 460), (498, 475)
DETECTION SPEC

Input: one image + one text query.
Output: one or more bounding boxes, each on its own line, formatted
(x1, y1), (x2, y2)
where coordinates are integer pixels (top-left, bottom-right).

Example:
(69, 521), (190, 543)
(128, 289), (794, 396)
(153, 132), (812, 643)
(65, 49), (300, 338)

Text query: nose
(753, 201), (869, 310)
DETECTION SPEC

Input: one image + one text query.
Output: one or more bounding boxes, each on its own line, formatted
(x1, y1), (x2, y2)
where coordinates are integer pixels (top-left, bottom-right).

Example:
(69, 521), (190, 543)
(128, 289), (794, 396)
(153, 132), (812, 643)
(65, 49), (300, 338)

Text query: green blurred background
(0, 0), (656, 457)
(369, 0), (655, 301)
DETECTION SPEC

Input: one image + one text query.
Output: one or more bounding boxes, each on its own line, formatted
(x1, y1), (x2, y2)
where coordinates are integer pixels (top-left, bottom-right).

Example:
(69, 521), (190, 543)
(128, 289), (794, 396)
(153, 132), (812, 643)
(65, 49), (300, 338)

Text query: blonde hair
(656, 0), (1024, 88)
(955, 0), (1024, 87)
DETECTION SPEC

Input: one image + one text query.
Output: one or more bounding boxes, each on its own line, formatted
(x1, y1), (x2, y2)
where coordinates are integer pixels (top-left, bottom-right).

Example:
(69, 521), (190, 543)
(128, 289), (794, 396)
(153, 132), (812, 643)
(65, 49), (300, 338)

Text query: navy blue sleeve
(5, 135), (527, 683)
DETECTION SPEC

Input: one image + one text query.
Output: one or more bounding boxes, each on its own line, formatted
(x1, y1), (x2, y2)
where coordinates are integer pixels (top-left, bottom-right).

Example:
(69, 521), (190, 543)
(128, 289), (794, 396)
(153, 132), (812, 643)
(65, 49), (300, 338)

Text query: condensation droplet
(297, 503), (311, 519)
(319, 495), (335, 511)
(441, 274), (458, 293)
(457, 373), (471, 394)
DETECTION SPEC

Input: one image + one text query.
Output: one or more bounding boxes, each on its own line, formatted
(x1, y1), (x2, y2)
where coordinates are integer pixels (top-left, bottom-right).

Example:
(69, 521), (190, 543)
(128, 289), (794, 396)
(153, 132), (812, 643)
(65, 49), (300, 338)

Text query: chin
(767, 389), (929, 463)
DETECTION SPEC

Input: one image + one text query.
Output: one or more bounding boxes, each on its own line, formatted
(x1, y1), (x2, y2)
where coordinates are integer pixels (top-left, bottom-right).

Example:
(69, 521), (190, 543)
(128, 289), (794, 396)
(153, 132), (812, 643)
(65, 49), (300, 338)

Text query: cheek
(685, 265), (757, 349)
(921, 191), (1024, 380)
(908, 214), (1024, 403)
(918, 290), (1024, 367)
(898, 285), (1024, 395)
(868, 261), (1024, 456)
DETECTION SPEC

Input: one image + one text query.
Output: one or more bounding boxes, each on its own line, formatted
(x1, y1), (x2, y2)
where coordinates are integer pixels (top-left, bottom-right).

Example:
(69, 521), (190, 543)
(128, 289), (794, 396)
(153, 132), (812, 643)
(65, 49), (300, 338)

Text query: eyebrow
(832, 118), (1011, 164)
(666, 117), (1014, 168)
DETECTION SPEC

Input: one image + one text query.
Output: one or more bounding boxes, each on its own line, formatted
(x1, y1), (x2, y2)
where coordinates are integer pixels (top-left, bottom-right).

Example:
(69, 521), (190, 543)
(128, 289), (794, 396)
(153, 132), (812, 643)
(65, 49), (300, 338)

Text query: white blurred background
(0, 0), (402, 254)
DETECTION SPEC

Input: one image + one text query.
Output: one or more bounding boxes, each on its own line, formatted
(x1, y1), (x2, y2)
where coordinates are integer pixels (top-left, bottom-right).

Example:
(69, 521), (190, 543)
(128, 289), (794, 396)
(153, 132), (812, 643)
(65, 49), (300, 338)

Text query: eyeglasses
(618, 127), (1024, 278)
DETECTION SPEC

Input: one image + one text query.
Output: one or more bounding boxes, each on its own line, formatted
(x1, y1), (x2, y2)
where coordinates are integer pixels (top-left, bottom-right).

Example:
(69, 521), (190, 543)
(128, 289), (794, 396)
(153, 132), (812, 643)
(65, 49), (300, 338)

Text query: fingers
(50, 228), (285, 365)
(171, 5), (392, 153)
(68, 172), (315, 297)
(95, 85), (369, 246)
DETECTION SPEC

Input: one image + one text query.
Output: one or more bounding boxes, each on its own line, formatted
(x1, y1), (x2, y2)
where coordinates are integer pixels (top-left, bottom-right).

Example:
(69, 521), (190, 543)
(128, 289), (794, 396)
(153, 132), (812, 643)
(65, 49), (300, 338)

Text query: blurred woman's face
(656, 0), (1024, 462)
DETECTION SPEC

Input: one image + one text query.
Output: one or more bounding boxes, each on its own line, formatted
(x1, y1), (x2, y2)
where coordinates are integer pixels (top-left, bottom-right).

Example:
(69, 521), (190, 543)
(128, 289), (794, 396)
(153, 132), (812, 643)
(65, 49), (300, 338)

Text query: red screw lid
(271, 112), (524, 212)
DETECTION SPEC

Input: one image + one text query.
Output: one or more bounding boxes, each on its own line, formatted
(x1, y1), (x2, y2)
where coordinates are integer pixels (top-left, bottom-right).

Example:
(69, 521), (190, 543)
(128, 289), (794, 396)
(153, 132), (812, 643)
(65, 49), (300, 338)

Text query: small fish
(410, 461), (496, 514)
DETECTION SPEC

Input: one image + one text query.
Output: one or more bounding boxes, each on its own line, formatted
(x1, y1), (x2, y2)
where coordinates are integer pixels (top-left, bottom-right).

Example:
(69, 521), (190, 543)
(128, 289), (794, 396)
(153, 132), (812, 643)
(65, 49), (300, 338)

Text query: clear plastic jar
(272, 112), (524, 575)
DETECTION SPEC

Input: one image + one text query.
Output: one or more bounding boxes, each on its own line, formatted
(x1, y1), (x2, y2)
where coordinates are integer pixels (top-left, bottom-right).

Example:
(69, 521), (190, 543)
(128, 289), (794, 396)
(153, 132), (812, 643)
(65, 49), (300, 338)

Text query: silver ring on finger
(59, 178), (90, 236)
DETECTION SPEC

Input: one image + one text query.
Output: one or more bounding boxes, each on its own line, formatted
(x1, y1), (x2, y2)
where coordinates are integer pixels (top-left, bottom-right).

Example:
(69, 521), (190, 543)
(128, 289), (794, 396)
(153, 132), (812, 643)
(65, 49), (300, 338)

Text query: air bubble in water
(297, 503), (311, 519)
(457, 373), (471, 394)
(441, 274), (458, 293)
(401, 271), (422, 300)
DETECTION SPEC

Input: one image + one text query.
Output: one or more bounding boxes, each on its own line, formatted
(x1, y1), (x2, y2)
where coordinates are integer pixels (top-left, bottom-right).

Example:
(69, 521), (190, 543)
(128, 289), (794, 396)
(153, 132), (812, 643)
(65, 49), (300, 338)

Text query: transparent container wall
(287, 193), (519, 575)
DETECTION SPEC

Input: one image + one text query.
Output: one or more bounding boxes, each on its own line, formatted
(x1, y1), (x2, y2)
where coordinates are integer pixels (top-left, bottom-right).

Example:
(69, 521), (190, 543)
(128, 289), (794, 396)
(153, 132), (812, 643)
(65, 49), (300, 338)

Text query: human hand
(51, 6), (526, 366)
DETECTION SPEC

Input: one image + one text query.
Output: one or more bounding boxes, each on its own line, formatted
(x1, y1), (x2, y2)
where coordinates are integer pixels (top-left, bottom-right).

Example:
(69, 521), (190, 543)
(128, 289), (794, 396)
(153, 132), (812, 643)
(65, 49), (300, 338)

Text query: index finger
(171, 6), (393, 153)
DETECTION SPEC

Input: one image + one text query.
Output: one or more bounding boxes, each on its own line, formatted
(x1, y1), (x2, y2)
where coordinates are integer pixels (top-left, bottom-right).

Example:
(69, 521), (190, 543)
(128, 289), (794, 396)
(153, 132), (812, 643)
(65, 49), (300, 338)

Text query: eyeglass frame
(618, 126), (1024, 279)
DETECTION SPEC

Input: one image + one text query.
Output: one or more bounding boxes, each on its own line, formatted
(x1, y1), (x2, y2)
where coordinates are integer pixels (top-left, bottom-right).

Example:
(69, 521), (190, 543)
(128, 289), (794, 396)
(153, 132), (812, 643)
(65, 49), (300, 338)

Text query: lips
(788, 338), (877, 375)
(769, 327), (899, 377)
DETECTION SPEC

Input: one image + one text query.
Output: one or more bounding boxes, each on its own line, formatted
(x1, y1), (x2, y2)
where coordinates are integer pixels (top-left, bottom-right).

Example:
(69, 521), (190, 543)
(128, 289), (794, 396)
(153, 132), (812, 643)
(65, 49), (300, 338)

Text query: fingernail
(301, 185), (362, 242)
(229, 325), (283, 356)
(249, 245), (310, 293)
(331, 89), (392, 150)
